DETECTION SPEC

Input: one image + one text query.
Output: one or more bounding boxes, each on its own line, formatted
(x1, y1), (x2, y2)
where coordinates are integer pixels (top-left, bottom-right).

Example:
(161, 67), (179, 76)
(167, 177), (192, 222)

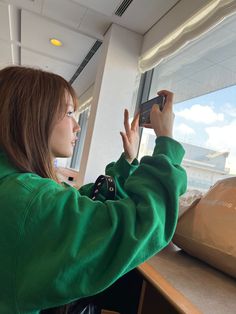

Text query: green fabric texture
(0, 136), (187, 313)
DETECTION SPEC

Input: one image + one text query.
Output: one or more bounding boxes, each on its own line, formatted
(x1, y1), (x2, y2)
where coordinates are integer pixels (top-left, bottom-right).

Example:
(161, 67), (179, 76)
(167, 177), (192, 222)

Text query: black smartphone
(139, 95), (166, 127)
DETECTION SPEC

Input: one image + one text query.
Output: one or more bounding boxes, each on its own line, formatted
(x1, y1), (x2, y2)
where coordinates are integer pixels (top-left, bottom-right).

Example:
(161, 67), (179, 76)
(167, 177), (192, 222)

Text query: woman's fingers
(120, 131), (129, 146)
(123, 109), (131, 135)
(142, 123), (153, 129)
(157, 90), (174, 111)
(150, 90), (174, 138)
(131, 111), (140, 131)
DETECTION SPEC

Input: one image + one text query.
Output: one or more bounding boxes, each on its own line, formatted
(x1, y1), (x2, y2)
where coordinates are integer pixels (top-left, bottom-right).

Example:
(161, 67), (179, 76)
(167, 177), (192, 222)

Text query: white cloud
(175, 123), (195, 135)
(205, 120), (236, 174)
(222, 102), (236, 118)
(176, 104), (224, 124)
(174, 123), (195, 142)
(205, 123), (236, 151)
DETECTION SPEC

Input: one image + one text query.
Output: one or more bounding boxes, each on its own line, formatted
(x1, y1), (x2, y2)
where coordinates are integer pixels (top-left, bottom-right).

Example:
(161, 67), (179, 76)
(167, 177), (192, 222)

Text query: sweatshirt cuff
(153, 136), (185, 165)
(107, 153), (139, 178)
(119, 153), (139, 175)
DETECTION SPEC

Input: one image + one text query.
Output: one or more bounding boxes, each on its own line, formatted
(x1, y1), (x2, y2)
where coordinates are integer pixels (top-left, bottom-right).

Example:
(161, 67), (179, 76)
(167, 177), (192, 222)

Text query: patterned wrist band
(91, 175), (116, 200)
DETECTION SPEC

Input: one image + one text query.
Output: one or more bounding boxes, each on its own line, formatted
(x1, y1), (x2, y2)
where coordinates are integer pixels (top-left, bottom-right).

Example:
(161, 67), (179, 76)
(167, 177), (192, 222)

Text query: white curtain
(139, 0), (236, 73)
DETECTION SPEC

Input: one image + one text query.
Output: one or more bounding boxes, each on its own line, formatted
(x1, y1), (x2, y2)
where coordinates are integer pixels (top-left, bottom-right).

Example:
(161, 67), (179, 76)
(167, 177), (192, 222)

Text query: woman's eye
(66, 111), (74, 117)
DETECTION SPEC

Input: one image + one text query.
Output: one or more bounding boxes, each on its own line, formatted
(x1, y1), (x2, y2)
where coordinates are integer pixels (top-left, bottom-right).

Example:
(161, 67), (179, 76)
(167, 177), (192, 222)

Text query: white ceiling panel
(78, 9), (111, 37)
(0, 0), (204, 91)
(21, 48), (77, 81)
(112, 0), (178, 34)
(21, 10), (96, 64)
(72, 0), (121, 16)
(0, 40), (13, 68)
(0, 2), (10, 41)
(42, 0), (87, 29)
(7, 0), (43, 13)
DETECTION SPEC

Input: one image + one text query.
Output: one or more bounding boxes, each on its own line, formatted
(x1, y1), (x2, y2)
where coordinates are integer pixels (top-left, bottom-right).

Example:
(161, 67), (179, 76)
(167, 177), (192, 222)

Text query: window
(138, 12), (236, 192)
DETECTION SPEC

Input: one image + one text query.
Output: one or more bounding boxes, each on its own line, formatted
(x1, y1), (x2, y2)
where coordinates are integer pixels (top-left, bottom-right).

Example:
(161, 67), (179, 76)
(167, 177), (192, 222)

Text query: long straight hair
(0, 66), (78, 181)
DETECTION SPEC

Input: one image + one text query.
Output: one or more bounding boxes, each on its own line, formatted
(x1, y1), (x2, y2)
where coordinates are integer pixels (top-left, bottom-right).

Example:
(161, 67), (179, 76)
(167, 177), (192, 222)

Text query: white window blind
(139, 0), (236, 75)
(148, 10), (236, 104)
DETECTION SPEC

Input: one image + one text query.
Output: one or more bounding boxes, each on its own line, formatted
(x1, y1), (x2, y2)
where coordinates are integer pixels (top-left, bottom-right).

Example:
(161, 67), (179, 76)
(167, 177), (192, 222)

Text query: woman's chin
(56, 151), (73, 158)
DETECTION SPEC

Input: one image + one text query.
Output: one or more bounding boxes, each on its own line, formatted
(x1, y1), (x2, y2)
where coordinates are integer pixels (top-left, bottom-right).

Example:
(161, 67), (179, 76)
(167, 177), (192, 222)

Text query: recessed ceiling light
(50, 38), (63, 47)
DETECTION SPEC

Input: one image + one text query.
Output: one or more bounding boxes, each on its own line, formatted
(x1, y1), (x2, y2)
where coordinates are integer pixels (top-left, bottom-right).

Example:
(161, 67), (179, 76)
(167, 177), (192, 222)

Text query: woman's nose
(73, 119), (81, 132)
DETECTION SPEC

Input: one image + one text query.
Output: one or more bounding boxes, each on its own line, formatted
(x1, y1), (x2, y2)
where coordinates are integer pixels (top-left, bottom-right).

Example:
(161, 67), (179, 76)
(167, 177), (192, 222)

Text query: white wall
(76, 24), (142, 185)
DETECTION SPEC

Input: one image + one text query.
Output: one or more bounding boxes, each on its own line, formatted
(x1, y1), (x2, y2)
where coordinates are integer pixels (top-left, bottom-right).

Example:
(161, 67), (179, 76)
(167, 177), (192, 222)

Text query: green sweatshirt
(0, 137), (187, 314)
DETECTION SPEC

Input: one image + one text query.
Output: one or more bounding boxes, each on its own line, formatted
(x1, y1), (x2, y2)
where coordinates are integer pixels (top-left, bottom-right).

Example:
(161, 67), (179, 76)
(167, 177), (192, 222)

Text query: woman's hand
(120, 109), (140, 164)
(148, 90), (174, 138)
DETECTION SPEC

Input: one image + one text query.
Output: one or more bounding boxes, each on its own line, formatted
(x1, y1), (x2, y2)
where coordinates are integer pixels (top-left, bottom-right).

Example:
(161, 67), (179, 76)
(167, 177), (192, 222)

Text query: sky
(173, 85), (236, 174)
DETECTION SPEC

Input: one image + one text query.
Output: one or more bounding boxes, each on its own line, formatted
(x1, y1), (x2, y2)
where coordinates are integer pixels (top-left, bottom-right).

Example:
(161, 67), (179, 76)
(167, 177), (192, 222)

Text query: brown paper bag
(173, 177), (236, 278)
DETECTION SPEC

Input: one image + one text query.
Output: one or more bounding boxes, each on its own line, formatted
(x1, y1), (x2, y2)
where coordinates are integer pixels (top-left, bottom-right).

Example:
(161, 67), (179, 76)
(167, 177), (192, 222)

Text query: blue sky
(174, 85), (236, 174)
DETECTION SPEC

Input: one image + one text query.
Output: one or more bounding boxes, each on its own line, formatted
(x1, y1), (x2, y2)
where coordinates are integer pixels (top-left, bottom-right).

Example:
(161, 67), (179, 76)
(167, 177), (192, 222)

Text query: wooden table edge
(137, 262), (202, 314)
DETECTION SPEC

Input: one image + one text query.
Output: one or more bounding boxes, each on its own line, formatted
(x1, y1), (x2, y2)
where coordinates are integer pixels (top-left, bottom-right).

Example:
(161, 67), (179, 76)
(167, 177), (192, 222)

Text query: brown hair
(0, 66), (78, 181)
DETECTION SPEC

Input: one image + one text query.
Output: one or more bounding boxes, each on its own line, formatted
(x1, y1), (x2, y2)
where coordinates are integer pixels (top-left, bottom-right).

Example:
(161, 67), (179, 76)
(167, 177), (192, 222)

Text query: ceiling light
(50, 38), (63, 47)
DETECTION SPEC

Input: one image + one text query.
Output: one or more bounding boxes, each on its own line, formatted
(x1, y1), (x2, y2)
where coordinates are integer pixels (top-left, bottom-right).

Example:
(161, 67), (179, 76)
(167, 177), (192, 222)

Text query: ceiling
(0, 0), (179, 97)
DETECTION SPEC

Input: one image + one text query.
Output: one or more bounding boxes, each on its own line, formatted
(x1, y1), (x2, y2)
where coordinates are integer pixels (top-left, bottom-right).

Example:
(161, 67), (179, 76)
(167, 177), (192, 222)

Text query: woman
(0, 66), (187, 313)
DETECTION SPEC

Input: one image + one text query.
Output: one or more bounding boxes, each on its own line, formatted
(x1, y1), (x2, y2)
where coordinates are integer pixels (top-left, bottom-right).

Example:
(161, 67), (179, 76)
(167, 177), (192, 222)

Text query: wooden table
(137, 243), (236, 314)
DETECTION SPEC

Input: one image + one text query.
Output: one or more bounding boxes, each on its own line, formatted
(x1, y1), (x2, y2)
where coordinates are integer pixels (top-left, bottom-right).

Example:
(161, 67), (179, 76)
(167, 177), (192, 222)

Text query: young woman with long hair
(0, 66), (187, 313)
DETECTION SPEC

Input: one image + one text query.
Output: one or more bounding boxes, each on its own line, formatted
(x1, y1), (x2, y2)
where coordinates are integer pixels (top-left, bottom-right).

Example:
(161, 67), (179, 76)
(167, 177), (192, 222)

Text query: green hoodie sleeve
(16, 137), (187, 312)
(78, 153), (139, 199)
